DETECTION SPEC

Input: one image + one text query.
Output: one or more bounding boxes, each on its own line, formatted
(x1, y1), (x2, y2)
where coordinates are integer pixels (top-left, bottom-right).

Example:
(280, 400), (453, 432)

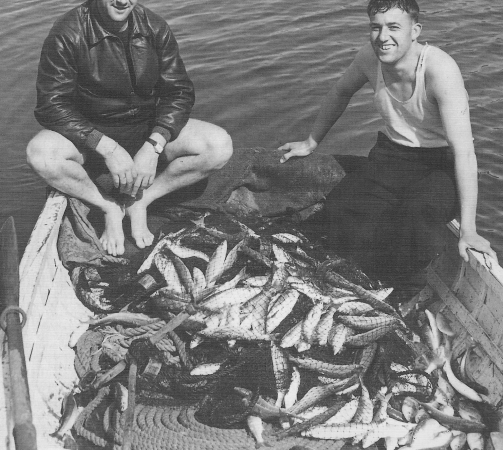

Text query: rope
(74, 386), (111, 447)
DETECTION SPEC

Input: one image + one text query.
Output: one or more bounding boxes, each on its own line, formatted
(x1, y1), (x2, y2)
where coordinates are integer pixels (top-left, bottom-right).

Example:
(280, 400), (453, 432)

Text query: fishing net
(64, 209), (432, 450)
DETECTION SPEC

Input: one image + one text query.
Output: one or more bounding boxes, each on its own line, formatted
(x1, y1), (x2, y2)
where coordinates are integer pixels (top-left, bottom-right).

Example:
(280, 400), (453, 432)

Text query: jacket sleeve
(152, 20), (195, 143)
(34, 25), (103, 151)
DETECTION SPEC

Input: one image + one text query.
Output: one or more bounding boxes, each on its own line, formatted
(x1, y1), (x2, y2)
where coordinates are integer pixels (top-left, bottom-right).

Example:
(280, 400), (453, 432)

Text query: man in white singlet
(278, 0), (497, 279)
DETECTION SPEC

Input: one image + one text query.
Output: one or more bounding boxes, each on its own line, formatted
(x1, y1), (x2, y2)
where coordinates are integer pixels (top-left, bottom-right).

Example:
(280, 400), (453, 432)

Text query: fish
(236, 387), (304, 420)
(190, 362), (222, 376)
(86, 312), (159, 327)
(362, 420), (415, 449)
(325, 398), (359, 424)
(402, 418), (452, 450)
(337, 301), (375, 315)
(287, 376), (359, 415)
(344, 322), (399, 347)
(271, 342), (290, 407)
(272, 233), (303, 244)
(213, 266), (247, 294)
(352, 381), (374, 444)
(205, 240), (228, 287)
(284, 366), (301, 409)
(243, 275), (270, 287)
(272, 243), (293, 264)
(419, 401), (485, 433)
(436, 311), (455, 337)
(114, 382), (128, 412)
(458, 399), (482, 422)
(329, 322), (350, 355)
(192, 267), (211, 301)
(199, 286), (262, 312)
(170, 255), (195, 295)
(280, 320), (304, 349)
(266, 289), (300, 333)
(158, 257), (186, 294)
(359, 342), (378, 373)
(402, 397), (420, 422)
(198, 326), (272, 341)
(222, 239), (245, 274)
(240, 288), (282, 332)
(51, 392), (84, 442)
(339, 314), (399, 331)
(443, 352), (484, 402)
(164, 238), (210, 262)
(288, 280), (332, 304)
(450, 430), (467, 450)
(289, 355), (363, 378)
(302, 422), (378, 440)
(313, 306), (337, 346)
(247, 415), (268, 448)
(137, 237), (168, 274)
(301, 301), (325, 343)
(424, 309), (442, 351)
(466, 433), (484, 450)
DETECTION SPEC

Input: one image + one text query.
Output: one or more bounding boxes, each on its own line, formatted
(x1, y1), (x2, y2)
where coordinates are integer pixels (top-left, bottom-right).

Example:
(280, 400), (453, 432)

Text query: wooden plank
(427, 266), (503, 376)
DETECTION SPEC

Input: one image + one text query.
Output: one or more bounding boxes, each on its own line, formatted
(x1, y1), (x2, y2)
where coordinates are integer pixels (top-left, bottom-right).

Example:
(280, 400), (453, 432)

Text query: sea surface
(1, 0), (502, 257)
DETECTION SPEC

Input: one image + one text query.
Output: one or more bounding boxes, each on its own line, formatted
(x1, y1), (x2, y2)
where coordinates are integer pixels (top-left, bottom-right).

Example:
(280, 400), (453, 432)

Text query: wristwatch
(146, 137), (164, 154)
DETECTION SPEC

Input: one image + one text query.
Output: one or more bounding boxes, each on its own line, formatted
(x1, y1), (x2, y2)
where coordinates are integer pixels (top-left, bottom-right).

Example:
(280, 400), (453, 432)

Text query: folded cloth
(153, 147), (345, 217)
(58, 197), (127, 268)
(58, 147), (346, 267)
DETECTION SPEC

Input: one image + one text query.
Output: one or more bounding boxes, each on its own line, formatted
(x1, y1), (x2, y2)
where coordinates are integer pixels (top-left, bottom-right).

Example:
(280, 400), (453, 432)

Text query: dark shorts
(325, 132), (458, 278)
(84, 120), (153, 178)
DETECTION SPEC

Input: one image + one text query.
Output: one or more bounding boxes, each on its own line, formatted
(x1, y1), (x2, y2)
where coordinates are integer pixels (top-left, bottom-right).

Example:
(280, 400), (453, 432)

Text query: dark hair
(367, 0), (420, 23)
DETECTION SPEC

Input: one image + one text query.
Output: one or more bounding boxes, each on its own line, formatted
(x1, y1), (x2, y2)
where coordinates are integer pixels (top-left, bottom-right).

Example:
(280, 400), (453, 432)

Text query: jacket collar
(85, 0), (150, 46)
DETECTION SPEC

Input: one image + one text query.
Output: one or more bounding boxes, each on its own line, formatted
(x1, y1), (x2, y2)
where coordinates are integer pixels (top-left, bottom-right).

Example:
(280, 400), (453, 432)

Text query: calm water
(1, 0), (503, 256)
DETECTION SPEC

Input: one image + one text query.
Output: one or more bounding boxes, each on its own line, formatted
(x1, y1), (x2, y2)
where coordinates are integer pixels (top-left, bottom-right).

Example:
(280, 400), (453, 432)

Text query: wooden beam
(427, 266), (503, 376)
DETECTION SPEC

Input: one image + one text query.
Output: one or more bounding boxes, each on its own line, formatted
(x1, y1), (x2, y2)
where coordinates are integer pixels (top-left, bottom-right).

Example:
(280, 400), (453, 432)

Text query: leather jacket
(34, 0), (195, 151)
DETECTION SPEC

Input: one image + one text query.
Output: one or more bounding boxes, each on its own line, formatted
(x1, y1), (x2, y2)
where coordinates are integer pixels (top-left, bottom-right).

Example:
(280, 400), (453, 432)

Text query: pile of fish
(55, 214), (500, 450)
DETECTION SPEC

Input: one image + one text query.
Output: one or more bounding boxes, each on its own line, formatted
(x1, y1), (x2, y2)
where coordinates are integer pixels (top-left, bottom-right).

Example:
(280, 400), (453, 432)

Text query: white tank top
(373, 44), (449, 148)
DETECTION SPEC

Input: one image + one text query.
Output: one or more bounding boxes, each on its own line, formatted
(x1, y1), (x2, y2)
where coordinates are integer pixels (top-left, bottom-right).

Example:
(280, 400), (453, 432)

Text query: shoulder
(134, 3), (171, 35)
(351, 43), (378, 83)
(47, 2), (88, 43)
(424, 45), (463, 84)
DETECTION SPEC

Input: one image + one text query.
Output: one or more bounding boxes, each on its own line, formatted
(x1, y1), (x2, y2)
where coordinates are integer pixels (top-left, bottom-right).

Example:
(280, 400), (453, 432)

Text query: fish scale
(339, 314), (398, 331)
(301, 301), (325, 343)
(314, 306), (337, 346)
(289, 355), (362, 378)
(266, 289), (300, 333)
(271, 342), (290, 407)
(345, 322), (399, 347)
(328, 322), (350, 355)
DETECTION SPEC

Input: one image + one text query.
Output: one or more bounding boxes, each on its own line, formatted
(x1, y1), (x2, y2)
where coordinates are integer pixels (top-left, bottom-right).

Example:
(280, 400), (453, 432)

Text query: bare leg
(26, 130), (126, 256)
(126, 119), (233, 248)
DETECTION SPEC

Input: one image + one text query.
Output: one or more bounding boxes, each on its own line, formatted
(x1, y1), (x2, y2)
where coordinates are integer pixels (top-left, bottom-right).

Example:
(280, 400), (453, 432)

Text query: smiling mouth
(379, 44), (394, 51)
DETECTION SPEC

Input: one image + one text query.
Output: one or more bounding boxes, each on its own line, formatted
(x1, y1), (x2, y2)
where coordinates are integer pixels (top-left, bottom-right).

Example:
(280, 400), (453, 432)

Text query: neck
(96, 9), (128, 34)
(381, 42), (423, 81)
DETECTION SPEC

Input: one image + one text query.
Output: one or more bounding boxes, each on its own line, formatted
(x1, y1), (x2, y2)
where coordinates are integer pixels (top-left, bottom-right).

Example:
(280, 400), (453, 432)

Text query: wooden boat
(1, 189), (503, 449)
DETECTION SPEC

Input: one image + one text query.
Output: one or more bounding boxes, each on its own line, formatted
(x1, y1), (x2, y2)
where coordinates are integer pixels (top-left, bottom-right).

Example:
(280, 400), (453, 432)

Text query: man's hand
(278, 135), (318, 163)
(458, 230), (498, 265)
(100, 142), (137, 195)
(131, 142), (160, 197)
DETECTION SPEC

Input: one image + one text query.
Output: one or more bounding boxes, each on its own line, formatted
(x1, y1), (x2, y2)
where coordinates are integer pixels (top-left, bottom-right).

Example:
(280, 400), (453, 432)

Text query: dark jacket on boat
(34, 0), (195, 152)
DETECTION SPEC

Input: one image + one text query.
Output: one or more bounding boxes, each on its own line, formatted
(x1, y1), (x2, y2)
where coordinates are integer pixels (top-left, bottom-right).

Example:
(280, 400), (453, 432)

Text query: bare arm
(429, 50), (497, 262)
(279, 47), (370, 163)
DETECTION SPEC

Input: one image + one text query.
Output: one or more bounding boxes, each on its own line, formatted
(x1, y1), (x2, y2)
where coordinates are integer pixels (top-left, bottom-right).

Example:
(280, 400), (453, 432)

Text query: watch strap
(146, 137), (164, 154)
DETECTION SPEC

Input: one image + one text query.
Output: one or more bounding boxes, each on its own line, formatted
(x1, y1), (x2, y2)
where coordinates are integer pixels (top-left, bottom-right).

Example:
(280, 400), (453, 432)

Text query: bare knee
(204, 128), (233, 172)
(26, 130), (81, 179)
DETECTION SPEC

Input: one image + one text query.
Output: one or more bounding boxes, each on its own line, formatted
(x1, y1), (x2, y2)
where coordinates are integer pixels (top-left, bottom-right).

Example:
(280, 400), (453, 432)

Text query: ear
(412, 22), (422, 41)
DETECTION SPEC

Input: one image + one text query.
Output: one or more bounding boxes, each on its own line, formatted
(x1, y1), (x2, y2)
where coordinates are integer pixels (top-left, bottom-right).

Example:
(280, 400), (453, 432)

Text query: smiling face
(369, 8), (422, 66)
(96, 0), (137, 25)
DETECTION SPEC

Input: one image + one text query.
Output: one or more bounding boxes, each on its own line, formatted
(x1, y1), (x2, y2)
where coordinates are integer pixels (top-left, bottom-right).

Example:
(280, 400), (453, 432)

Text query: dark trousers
(325, 132), (458, 279)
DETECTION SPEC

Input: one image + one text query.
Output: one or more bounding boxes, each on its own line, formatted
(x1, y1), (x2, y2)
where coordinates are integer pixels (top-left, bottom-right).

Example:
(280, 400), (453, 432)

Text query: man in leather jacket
(27, 0), (233, 256)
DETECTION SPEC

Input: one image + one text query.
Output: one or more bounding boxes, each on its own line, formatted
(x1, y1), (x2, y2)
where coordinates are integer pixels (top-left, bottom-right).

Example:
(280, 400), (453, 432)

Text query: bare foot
(100, 201), (126, 256)
(126, 200), (154, 249)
